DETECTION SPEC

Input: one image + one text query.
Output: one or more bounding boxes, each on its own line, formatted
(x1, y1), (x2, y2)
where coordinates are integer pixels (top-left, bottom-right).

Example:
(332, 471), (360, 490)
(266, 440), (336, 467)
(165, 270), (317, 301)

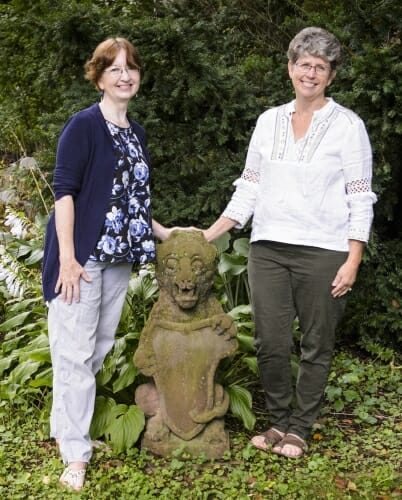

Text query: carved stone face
(156, 231), (217, 310)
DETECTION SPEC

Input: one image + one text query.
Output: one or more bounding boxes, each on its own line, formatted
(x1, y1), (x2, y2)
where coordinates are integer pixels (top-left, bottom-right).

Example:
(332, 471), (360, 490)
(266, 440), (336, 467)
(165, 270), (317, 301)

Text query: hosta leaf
(233, 238), (250, 257)
(127, 275), (145, 296)
(90, 396), (117, 439)
(0, 357), (13, 377)
(105, 404), (145, 453)
(242, 355), (258, 375)
(21, 333), (49, 351)
(24, 248), (44, 265)
(0, 311), (31, 332)
(30, 367), (53, 387)
(112, 361), (138, 393)
(213, 233), (231, 254)
(9, 360), (41, 385)
(110, 337), (127, 361)
(218, 254), (247, 276)
(96, 362), (114, 386)
(141, 279), (159, 302)
(228, 304), (252, 319)
(25, 347), (51, 364)
(8, 297), (41, 312)
(97, 338), (127, 386)
(227, 384), (256, 430)
(236, 332), (255, 353)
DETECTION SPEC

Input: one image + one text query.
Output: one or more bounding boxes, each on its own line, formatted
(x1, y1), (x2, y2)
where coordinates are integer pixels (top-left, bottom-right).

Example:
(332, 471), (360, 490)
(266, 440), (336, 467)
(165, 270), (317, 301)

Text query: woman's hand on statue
(160, 226), (202, 241)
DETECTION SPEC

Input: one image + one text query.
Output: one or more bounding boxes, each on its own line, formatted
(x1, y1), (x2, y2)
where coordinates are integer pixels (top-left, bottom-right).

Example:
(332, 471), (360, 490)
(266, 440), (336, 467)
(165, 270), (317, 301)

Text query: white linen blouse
(222, 98), (377, 252)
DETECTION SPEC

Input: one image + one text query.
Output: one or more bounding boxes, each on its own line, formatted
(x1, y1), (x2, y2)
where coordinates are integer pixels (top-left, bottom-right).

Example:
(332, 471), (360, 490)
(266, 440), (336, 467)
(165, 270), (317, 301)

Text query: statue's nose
(175, 258), (195, 289)
(177, 279), (195, 291)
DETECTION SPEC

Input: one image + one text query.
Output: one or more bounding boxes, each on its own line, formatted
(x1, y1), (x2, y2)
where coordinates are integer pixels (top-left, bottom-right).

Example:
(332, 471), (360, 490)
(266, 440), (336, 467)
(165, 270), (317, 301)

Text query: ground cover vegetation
(0, 0), (401, 497)
(0, 350), (401, 499)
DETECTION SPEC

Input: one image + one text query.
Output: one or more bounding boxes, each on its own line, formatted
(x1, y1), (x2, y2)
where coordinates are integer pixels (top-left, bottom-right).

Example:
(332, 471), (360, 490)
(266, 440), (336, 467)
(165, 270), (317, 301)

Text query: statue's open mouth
(175, 285), (198, 308)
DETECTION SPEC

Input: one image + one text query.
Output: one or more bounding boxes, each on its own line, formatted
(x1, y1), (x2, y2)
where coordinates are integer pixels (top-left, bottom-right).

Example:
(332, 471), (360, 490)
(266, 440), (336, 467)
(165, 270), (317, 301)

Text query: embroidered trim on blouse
(271, 104), (340, 162)
(346, 178), (371, 194)
(240, 167), (260, 184)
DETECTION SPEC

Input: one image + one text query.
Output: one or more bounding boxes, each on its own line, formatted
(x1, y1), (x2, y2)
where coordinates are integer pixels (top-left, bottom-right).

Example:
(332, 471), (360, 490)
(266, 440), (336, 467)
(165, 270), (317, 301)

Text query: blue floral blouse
(90, 120), (155, 264)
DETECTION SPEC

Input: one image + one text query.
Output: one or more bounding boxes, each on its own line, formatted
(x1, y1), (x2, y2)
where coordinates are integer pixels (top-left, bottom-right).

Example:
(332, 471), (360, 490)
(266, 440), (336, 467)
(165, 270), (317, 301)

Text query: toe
(251, 435), (267, 450)
(281, 443), (302, 458)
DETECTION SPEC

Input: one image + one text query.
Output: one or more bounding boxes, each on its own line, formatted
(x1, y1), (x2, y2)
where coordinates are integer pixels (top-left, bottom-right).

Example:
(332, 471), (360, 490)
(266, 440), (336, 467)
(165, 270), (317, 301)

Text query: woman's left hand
(331, 261), (359, 298)
(332, 240), (365, 298)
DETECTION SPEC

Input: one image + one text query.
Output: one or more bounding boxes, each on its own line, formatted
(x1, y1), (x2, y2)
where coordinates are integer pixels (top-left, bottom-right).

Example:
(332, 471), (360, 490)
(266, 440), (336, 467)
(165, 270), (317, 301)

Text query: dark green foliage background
(0, 0), (401, 349)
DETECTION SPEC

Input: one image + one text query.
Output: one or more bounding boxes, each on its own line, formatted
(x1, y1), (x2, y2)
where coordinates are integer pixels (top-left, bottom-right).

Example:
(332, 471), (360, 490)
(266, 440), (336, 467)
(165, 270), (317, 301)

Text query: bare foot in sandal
(251, 428), (285, 451)
(272, 433), (308, 458)
(59, 461), (87, 491)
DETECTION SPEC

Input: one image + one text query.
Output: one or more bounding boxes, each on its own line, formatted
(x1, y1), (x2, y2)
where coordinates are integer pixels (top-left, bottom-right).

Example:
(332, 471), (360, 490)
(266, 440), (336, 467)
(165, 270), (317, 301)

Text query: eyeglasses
(104, 66), (140, 78)
(294, 62), (330, 75)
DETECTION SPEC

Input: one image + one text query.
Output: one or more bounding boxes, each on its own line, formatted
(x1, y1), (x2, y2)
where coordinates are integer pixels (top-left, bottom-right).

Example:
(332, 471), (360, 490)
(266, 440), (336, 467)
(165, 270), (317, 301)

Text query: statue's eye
(165, 257), (178, 272)
(192, 259), (204, 274)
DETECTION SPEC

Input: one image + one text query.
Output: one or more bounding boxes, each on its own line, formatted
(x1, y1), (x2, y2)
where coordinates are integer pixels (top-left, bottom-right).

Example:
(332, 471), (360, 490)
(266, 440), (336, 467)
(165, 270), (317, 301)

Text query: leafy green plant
(0, 207), (260, 448)
(340, 237), (402, 351)
(212, 235), (258, 430)
(1, 0), (402, 359)
(0, 207), (45, 296)
(90, 267), (159, 451)
(90, 396), (145, 454)
(0, 207), (48, 408)
(213, 233), (251, 311)
(1, 347), (401, 499)
(324, 351), (402, 425)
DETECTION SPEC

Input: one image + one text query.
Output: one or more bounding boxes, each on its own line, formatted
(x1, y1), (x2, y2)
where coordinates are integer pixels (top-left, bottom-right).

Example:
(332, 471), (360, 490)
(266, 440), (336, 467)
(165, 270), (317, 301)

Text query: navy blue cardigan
(42, 103), (151, 302)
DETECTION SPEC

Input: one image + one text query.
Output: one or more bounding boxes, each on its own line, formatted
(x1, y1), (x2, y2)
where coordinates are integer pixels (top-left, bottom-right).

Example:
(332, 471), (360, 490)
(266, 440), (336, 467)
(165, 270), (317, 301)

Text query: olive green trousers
(248, 241), (348, 439)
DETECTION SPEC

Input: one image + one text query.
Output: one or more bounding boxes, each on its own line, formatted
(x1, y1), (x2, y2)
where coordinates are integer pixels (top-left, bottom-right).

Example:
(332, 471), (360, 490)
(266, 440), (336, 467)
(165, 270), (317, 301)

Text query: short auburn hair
(84, 37), (142, 89)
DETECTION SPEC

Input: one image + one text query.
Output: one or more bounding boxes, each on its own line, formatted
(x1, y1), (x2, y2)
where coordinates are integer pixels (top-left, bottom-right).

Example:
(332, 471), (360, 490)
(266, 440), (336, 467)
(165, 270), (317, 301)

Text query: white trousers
(48, 260), (132, 464)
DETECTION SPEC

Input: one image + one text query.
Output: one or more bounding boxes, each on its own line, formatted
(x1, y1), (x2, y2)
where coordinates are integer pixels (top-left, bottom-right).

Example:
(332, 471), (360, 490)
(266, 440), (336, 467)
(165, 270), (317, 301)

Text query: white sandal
(59, 466), (86, 491)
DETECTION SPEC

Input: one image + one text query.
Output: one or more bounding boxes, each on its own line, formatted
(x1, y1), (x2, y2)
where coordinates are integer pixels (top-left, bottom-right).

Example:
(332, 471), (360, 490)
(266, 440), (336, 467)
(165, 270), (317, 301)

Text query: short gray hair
(287, 27), (341, 69)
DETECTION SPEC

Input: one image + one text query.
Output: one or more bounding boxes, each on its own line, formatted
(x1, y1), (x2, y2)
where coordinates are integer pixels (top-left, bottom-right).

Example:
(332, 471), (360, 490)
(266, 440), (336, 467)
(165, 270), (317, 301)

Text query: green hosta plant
(90, 396), (145, 454)
(213, 235), (258, 430)
(0, 206), (151, 451)
(0, 208), (259, 450)
(0, 207), (49, 406)
(214, 233), (251, 311)
(0, 207), (45, 297)
(94, 235), (260, 442)
(90, 267), (159, 451)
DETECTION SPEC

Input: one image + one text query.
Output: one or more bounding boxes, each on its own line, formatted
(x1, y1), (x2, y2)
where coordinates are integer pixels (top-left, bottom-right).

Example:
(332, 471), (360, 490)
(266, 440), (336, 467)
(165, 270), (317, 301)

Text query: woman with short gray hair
(287, 26), (341, 68)
(201, 27), (376, 458)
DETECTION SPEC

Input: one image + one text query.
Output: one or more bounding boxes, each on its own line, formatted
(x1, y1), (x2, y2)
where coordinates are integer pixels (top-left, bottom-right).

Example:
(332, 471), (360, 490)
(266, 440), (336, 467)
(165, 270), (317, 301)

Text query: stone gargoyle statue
(133, 230), (238, 458)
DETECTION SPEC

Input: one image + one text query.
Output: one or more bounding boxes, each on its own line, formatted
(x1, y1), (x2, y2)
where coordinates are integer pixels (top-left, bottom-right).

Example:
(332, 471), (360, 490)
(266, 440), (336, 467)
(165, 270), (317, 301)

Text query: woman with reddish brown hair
(43, 37), (171, 491)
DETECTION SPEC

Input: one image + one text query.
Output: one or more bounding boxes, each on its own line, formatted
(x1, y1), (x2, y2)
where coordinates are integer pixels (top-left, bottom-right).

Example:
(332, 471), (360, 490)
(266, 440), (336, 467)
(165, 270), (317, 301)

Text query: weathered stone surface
(134, 230), (238, 458)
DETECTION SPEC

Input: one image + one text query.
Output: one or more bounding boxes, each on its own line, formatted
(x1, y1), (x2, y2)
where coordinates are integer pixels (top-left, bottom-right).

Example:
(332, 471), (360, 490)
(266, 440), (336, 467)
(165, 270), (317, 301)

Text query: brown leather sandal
(272, 433), (308, 458)
(250, 427), (285, 451)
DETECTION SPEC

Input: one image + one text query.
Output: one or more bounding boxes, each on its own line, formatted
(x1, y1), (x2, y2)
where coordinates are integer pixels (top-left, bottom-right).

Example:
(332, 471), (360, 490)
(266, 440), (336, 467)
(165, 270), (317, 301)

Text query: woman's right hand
(55, 258), (92, 304)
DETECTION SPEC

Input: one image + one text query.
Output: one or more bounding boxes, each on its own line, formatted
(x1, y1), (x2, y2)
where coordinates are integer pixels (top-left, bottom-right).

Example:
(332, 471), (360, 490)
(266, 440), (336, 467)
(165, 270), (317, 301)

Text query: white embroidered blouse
(222, 98), (377, 252)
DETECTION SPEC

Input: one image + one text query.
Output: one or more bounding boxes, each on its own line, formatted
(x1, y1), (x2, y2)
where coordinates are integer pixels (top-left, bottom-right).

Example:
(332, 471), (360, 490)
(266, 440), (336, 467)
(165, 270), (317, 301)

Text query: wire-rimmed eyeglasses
(294, 62), (330, 75)
(104, 66), (140, 78)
